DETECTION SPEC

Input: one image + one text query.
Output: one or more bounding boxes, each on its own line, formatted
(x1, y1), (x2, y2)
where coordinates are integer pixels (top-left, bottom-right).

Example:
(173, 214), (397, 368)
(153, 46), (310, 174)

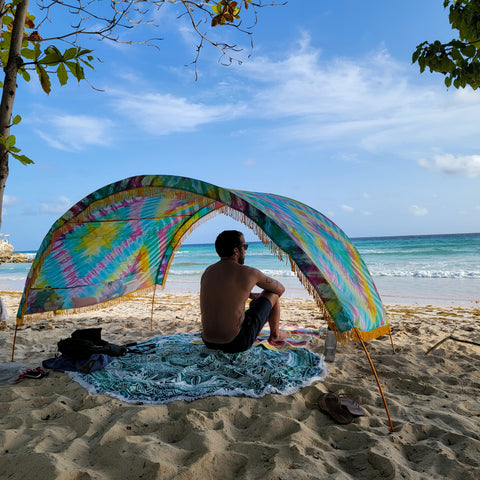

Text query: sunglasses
(239, 243), (248, 251)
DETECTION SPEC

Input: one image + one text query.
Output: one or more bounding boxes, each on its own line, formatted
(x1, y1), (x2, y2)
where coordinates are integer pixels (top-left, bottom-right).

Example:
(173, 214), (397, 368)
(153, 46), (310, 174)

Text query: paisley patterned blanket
(69, 333), (327, 404)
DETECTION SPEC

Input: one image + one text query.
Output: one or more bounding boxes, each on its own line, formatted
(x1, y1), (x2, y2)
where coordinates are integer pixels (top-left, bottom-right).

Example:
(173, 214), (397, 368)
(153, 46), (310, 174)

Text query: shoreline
(2, 282), (479, 310)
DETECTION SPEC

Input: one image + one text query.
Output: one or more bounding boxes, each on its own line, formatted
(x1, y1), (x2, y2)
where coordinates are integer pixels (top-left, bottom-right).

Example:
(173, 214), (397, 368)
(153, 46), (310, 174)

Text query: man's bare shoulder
(236, 263), (263, 277)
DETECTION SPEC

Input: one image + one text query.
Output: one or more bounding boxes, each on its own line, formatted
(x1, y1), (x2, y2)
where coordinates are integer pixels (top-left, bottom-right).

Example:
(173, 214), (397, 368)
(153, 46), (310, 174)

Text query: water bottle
(324, 327), (337, 362)
(0, 297), (8, 321)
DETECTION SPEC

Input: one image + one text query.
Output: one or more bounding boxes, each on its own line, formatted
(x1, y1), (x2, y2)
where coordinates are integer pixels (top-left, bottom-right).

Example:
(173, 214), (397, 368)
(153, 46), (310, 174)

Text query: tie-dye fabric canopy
(17, 175), (389, 344)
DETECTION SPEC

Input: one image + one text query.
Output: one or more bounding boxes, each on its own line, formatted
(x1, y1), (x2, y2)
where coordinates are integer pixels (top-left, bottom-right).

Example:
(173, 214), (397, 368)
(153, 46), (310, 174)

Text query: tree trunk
(0, 0), (29, 230)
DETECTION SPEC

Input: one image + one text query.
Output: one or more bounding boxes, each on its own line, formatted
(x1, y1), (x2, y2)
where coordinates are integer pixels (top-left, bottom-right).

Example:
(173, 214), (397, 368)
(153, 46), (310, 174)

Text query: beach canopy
(16, 174), (389, 344)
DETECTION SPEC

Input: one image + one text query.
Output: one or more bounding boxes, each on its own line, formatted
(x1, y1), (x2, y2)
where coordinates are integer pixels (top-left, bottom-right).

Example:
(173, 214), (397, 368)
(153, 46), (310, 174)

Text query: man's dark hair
(215, 230), (243, 257)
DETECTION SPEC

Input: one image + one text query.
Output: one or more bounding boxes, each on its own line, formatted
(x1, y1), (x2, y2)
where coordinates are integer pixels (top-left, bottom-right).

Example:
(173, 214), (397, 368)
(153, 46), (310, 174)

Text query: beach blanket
(255, 325), (321, 350)
(69, 333), (327, 404)
(191, 325), (321, 350)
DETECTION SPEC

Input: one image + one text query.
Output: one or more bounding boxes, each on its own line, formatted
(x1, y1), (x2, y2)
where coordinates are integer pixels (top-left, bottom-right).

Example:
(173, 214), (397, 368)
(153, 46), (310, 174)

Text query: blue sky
(4, 0), (480, 251)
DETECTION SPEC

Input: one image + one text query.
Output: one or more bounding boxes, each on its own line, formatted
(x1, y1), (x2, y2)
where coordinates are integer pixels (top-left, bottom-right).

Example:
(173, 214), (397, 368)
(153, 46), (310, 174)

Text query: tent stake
(11, 324), (18, 362)
(355, 328), (394, 432)
(388, 328), (395, 354)
(150, 285), (157, 331)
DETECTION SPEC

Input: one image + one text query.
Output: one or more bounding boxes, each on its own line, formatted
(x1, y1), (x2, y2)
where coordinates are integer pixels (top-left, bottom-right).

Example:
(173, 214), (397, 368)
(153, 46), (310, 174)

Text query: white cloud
(75, 36), (480, 161)
(4, 195), (20, 206)
(243, 158), (256, 167)
(110, 91), (238, 135)
(335, 152), (364, 164)
(37, 35), (480, 164)
(361, 211), (373, 216)
(417, 153), (480, 178)
(39, 196), (72, 215)
(234, 38), (480, 154)
(36, 115), (115, 151)
(341, 204), (354, 213)
(410, 205), (428, 216)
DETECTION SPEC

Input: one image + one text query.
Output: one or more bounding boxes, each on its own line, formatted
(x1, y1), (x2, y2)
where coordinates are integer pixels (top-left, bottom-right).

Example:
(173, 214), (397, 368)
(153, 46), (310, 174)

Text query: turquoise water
(1, 233), (479, 305)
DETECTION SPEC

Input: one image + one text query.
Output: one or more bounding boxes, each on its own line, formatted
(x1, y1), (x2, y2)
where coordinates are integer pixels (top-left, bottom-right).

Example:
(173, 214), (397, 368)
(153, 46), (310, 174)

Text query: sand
(1, 291), (479, 479)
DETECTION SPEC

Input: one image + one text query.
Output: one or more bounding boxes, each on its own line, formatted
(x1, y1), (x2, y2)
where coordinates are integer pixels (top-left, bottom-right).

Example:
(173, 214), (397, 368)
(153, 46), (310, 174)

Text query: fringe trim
(160, 202), (225, 287)
(355, 323), (392, 342)
(17, 285), (157, 327)
(218, 206), (390, 346)
(61, 187), (210, 234)
(218, 206), (345, 338)
(332, 323), (392, 345)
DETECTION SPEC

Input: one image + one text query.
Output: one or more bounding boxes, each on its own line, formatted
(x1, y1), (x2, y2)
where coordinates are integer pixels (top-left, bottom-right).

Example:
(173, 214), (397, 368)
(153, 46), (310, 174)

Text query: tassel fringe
(18, 285), (157, 327)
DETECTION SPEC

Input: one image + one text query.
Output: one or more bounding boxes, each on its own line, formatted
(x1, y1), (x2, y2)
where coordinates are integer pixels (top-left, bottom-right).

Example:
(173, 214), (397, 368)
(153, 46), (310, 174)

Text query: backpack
(57, 328), (126, 360)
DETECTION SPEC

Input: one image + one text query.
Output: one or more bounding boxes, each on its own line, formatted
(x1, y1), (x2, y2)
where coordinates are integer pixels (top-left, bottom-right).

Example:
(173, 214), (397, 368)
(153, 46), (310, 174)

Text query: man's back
(200, 259), (260, 343)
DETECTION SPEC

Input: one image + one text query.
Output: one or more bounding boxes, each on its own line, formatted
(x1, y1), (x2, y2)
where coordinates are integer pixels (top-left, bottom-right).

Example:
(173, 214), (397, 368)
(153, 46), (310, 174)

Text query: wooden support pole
(388, 328), (395, 354)
(150, 285), (157, 331)
(11, 324), (18, 362)
(355, 328), (394, 432)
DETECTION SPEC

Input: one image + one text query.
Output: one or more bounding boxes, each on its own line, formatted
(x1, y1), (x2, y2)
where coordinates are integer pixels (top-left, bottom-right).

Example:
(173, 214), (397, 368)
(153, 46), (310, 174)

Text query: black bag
(71, 327), (107, 346)
(57, 328), (126, 360)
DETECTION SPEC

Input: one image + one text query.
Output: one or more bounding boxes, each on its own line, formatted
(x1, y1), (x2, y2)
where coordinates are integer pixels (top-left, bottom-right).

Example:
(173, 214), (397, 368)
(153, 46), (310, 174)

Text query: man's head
(215, 230), (248, 264)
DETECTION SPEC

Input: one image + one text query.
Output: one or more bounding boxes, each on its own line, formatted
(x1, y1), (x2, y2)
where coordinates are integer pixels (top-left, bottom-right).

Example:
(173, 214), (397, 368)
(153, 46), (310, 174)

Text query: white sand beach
(1, 291), (479, 479)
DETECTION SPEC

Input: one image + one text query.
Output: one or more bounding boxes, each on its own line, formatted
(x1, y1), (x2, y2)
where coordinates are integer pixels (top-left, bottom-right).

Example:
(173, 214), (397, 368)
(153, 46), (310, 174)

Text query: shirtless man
(200, 230), (289, 353)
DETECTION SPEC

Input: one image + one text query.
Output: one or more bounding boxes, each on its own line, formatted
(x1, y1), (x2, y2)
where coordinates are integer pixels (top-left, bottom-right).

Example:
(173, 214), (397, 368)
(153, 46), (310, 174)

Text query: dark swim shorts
(203, 296), (273, 353)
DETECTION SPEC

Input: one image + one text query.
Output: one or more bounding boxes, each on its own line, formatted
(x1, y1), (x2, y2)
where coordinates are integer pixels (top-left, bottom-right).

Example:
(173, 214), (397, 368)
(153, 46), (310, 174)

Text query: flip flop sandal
(339, 395), (367, 416)
(16, 367), (49, 382)
(318, 392), (355, 425)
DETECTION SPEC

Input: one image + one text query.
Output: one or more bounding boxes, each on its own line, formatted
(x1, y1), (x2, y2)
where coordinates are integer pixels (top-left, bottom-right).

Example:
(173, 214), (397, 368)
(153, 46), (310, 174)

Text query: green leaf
(56, 62), (68, 86)
(65, 61), (85, 81)
(418, 56), (426, 73)
(21, 47), (37, 60)
(77, 49), (94, 57)
(40, 45), (63, 66)
(36, 64), (51, 94)
(79, 56), (95, 70)
(63, 47), (78, 61)
(461, 44), (476, 57)
(0, 51), (8, 67)
(11, 153), (34, 165)
(412, 48), (421, 64)
(12, 115), (21, 125)
(34, 43), (41, 60)
(451, 47), (464, 63)
(19, 68), (31, 82)
(5, 135), (16, 149)
(2, 15), (13, 26)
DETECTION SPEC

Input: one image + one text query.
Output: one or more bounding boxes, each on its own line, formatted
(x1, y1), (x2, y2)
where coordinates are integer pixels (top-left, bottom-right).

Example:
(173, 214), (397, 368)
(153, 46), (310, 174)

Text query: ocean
(1, 233), (478, 306)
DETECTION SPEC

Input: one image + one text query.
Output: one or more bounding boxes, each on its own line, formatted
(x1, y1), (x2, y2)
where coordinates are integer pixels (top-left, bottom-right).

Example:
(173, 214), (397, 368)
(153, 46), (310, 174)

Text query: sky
(3, 0), (480, 251)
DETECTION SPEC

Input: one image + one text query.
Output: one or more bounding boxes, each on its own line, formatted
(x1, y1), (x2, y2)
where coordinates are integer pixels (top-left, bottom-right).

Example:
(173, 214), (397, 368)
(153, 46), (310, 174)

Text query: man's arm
(256, 272), (285, 297)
